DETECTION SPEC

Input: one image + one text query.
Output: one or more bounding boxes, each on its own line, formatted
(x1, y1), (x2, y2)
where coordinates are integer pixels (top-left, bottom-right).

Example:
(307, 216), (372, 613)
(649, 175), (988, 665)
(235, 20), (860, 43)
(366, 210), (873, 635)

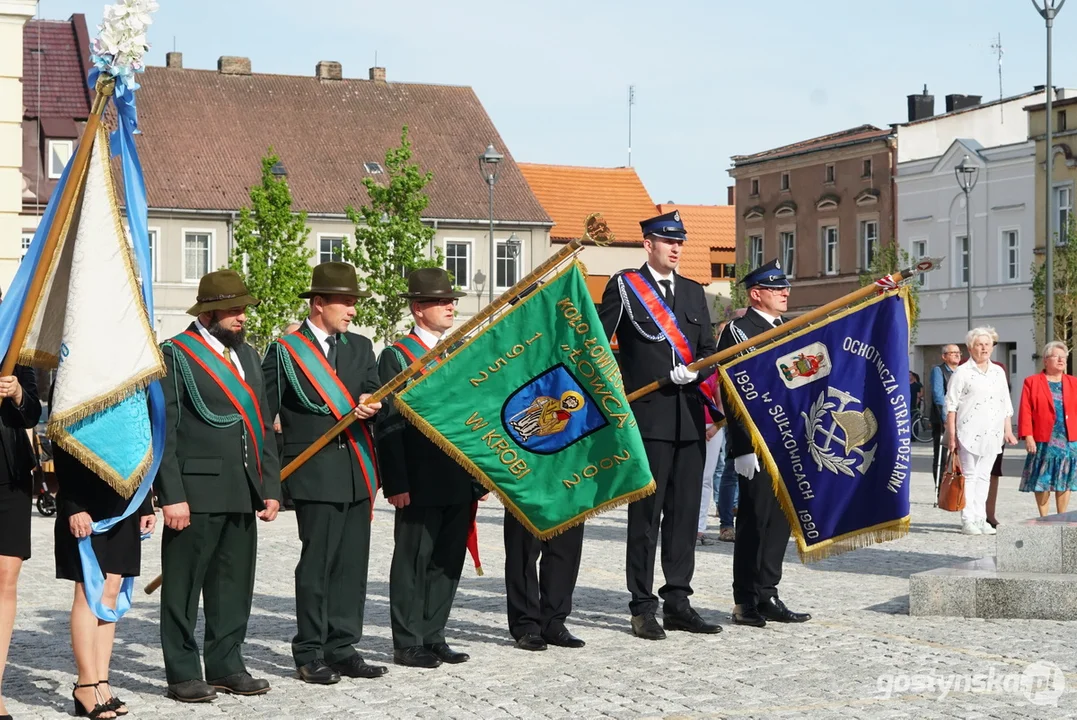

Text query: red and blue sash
(276, 333), (380, 502)
(168, 331), (266, 479)
(620, 271), (719, 416)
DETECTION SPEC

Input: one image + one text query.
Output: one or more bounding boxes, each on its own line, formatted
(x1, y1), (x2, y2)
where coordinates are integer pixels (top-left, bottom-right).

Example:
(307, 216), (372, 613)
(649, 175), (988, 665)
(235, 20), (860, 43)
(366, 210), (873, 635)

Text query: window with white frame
(445, 240), (471, 289)
(1003, 229), (1019, 282)
(1055, 185), (1072, 243)
(956, 235), (969, 286)
(822, 226), (839, 275)
(779, 231), (795, 276)
(20, 233), (32, 263)
(47, 140), (73, 180)
(183, 231), (211, 282)
(748, 235), (763, 269)
(912, 239), (927, 286)
(860, 220), (879, 270)
(146, 228), (158, 282)
(495, 240), (520, 289)
(319, 236), (344, 264)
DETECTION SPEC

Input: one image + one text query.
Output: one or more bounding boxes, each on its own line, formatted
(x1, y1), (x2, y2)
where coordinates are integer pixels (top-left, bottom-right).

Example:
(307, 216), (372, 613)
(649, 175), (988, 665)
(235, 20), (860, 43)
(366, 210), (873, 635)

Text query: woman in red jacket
(1018, 341), (1077, 516)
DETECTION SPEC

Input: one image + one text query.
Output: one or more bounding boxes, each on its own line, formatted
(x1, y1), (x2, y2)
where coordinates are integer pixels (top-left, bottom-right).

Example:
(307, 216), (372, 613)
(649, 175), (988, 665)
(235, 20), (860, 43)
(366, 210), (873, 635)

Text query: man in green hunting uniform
(376, 268), (484, 669)
(262, 262), (385, 684)
(156, 269), (282, 703)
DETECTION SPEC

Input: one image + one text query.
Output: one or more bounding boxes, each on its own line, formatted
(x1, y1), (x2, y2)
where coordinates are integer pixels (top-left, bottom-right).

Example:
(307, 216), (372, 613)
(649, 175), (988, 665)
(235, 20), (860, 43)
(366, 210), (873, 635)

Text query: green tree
(343, 126), (441, 344)
(1032, 214), (1077, 350)
(858, 240), (921, 341)
(228, 151), (314, 351)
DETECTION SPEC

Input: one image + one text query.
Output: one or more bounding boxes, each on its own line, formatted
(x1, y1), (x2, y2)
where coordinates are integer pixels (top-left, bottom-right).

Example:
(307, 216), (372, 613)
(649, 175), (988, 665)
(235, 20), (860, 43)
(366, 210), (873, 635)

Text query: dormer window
(363, 161), (383, 174)
(47, 139), (73, 179)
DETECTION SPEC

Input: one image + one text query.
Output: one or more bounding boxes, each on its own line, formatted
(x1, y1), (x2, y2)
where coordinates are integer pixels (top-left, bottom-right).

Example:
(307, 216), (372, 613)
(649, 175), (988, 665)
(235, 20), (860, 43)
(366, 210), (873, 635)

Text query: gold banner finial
(583, 213), (615, 247)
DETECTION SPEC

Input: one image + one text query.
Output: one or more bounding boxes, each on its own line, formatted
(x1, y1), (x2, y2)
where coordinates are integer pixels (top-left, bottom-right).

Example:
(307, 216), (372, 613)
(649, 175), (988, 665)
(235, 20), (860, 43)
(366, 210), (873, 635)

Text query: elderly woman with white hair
(1017, 340), (1077, 516)
(945, 326), (1018, 535)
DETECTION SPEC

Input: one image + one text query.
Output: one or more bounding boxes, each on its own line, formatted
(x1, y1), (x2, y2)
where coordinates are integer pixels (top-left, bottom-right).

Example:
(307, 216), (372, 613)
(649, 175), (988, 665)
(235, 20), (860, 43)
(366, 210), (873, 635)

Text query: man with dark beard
(156, 269), (281, 703)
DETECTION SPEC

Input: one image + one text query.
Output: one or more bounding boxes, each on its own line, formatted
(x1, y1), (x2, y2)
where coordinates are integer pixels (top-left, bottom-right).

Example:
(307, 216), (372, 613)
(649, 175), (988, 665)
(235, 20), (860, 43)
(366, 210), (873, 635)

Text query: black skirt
(0, 479), (31, 561)
(53, 447), (148, 582)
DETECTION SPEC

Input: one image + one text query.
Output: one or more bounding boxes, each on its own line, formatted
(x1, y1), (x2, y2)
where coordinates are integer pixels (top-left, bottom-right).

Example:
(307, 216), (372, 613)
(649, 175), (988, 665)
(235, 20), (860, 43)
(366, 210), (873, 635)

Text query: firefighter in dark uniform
(598, 210), (722, 640)
(716, 259), (811, 627)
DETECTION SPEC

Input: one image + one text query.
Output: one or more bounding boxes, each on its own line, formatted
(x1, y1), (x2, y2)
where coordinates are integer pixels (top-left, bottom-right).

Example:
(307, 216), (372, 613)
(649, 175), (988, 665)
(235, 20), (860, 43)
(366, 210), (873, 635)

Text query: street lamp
(478, 143), (504, 305)
(955, 154), (979, 331)
(1032, 0), (1067, 343)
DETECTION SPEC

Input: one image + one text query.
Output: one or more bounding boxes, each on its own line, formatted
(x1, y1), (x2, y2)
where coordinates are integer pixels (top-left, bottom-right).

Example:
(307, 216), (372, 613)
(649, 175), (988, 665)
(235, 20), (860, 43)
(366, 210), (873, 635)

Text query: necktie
(326, 335), (338, 370)
(222, 346), (233, 366)
(659, 279), (674, 308)
(773, 317), (783, 327)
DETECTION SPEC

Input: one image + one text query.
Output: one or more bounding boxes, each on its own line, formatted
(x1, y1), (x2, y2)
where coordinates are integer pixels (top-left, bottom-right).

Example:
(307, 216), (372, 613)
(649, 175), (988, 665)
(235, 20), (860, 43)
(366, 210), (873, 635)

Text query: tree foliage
(859, 240), (921, 342)
(343, 126), (441, 344)
(1032, 215), (1077, 350)
(228, 151), (314, 352)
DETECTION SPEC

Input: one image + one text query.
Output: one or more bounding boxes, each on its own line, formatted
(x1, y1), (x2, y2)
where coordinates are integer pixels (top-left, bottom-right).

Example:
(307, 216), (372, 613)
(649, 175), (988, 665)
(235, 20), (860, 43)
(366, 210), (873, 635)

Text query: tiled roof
(132, 66), (551, 222)
(732, 124), (890, 167)
(655, 203), (733, 284)
(22, 16), (92, 119)
(517, 163), (655, 244)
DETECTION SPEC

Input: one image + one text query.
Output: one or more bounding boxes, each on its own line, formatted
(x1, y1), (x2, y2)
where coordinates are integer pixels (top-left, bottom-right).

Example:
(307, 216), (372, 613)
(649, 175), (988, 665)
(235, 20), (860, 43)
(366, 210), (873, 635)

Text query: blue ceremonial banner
(719, 290), (912, 561)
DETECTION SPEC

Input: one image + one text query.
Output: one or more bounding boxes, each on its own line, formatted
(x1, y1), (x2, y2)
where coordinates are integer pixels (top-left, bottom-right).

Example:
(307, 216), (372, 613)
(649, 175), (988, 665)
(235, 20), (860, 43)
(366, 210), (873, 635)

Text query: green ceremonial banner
(393, 262), (654, 539)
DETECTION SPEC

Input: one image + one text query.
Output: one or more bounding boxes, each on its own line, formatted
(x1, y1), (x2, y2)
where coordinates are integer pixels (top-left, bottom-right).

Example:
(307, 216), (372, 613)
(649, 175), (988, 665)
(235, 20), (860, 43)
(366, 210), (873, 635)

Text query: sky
(35, 0), (1077, 205)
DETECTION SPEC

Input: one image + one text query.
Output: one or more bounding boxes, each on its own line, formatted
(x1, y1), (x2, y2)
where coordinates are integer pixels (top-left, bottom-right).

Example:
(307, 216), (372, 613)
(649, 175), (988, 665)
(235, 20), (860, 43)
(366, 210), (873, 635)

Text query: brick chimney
(218, 56), (251, 75)
(727, 186), (735, 205)
(166, 51), (183, 69)
(945, 94), (982, 113)
(316, 61), (342, 80)
(907, 84), (934, 122)
(369, 66), (386, 83)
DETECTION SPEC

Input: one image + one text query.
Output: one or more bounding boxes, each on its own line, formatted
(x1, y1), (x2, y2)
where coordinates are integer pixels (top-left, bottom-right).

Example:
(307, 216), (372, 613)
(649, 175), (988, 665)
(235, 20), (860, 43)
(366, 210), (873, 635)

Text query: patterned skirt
(1020, 436), (1077, 493)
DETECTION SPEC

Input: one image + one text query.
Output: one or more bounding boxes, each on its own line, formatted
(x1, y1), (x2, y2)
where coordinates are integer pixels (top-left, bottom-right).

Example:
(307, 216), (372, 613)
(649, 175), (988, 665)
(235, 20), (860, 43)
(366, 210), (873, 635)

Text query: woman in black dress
(55, 446), (155, 719)
(0, 366), (42, 720)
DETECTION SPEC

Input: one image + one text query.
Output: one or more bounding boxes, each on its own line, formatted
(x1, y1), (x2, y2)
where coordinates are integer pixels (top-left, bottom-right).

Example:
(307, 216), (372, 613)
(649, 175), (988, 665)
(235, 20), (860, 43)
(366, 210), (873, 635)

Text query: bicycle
(911, 403), (932, 443)
(32, 430), (57, 517)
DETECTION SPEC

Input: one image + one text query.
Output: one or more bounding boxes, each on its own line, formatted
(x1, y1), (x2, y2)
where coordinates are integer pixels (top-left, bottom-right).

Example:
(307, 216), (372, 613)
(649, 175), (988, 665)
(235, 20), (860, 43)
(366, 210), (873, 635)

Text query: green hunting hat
(299, 261), (371, 299)
(186, 269), (260, 315)
(399, 267), (466, 300)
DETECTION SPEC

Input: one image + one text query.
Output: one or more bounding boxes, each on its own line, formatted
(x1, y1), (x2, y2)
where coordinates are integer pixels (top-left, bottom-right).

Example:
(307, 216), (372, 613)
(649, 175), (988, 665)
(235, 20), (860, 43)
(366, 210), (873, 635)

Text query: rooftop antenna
(627, 84), (635, 167)
(991, 32), (1004, 122)
(172, 35), (176, 52)
(374, 50), (378, 67)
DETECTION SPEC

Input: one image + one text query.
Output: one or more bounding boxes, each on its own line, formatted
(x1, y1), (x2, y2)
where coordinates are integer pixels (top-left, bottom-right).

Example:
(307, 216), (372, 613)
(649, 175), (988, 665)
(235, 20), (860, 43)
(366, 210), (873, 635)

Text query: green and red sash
(169, 331), (266, 478)
(391, 333), (442, 377)
(276, 333), (380, 501)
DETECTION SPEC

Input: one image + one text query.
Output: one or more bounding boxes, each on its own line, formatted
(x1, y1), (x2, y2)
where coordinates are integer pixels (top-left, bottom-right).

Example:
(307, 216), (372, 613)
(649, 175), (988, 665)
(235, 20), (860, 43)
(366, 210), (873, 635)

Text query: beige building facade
(0, 0), (36, 291)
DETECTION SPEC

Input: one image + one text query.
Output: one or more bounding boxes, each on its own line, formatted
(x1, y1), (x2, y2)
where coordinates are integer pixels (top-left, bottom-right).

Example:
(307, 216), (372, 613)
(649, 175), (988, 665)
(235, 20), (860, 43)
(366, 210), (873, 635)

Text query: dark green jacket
(155, 325), (282, 513)
(375, 331), (482, 507)
(262, 323), (381, 503)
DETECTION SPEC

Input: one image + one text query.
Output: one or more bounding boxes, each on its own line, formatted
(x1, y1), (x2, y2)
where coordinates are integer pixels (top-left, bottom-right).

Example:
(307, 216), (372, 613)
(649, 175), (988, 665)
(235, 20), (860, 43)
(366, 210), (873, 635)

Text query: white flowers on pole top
(90, 0), (160, 92)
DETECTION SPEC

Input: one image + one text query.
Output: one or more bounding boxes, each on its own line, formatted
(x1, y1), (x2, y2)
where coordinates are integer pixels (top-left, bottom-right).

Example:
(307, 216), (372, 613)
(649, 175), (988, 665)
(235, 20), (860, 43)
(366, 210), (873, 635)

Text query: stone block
(976, 575), (1077, 621)
(996, 523), (1062, 573)
(909, 557), (993, 617)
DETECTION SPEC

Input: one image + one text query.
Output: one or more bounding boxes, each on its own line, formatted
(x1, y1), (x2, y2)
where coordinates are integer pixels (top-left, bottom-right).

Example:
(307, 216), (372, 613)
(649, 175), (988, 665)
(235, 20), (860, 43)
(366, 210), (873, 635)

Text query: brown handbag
(938, 453), (966, 512)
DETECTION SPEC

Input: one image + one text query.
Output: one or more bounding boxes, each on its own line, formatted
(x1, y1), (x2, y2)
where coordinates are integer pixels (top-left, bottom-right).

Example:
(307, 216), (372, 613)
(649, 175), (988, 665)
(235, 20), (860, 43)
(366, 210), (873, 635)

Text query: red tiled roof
(517, 163), (655, 244)
(655, 203), (733, 284)
(732, 124), (890, 166)
(132, 66), (551, 222)
(22, 17), (92, 119)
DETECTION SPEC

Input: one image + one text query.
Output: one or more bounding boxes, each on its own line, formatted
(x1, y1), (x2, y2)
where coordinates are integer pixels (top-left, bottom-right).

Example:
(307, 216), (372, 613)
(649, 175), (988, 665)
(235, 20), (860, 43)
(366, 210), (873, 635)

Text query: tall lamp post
(478, 143), (504, 305)
(955, 154), (979, 332)
(1032, 0), (1066, 343)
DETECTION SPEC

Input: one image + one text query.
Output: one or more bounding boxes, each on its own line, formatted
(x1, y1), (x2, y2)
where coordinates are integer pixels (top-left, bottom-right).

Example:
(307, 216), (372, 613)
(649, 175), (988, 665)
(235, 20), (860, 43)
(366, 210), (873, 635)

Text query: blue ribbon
(76, 65), (165, 623)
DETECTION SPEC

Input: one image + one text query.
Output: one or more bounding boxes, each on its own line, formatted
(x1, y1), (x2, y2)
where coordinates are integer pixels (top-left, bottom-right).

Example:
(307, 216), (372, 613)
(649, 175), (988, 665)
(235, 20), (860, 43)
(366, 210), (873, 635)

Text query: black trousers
(389, 503), (470, 649)
(160, 513), (257, 684)
(292, 499), (371, 666)
(732, 470), (790, 607)
(504, 510), (585, 639)
(626, 438), (704, 616)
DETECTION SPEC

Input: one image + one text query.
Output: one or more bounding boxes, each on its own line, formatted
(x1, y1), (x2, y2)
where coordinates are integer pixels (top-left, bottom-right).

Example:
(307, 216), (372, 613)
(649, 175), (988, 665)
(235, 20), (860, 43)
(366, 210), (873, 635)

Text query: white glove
(734, 453), (760, 480)
(669, 364), (699, 385)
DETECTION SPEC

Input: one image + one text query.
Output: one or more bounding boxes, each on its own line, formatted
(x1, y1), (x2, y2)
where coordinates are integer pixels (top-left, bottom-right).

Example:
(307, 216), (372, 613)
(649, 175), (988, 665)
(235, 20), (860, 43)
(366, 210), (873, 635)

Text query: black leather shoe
(329, 655), (388, 679)
(166, 679), (217, 703)
(757, 596), (811, 623)
(663, 607), (722, 634)
(425, 642), (469, 664)
(542, 627), (585, 648)
(731, 605), (767, 627)
(630, 613), (666, 640)
(514, 633), (548, 651)
(393, 646), (442, 668)
(208, 672), (270, 696)
(297, 660), (341, 685)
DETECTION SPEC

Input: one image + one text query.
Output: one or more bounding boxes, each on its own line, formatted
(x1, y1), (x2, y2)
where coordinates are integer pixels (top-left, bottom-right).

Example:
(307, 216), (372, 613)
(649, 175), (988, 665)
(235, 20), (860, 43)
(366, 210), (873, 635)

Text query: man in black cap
(716, 259), (811, 628)
(375, 267), (484, 669)
(262, 262), (386, 684)
(599, 210), (722, 640)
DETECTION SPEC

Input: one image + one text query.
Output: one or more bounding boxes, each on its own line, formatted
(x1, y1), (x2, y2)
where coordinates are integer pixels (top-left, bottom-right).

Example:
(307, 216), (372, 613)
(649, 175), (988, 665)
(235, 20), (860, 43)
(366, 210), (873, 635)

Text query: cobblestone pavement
(4, 445), (1076, 719)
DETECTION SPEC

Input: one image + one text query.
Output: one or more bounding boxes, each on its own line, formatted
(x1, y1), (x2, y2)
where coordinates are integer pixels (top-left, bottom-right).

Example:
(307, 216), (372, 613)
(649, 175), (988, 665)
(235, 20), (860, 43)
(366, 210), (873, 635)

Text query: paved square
(4, 446), (1075, 719)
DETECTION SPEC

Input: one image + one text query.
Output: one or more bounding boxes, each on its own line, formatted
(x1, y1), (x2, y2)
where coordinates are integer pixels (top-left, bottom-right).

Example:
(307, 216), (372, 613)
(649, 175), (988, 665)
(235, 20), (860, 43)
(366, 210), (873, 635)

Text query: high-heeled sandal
(72, 682), (116, 719)
(100, 680), (128, 716)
